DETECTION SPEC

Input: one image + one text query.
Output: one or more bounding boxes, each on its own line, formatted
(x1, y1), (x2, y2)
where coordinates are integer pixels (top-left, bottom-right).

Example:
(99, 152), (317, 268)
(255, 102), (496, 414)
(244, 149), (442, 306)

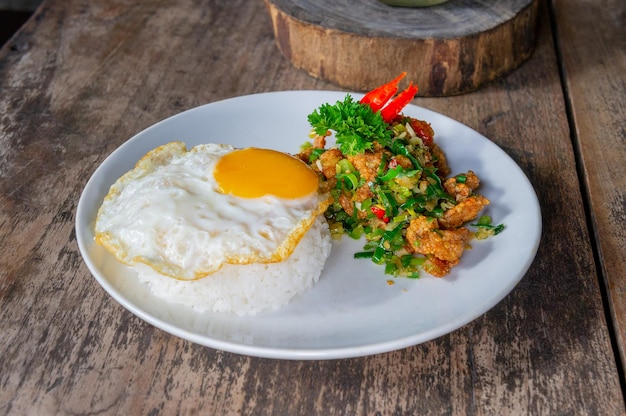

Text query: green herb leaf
(307, 95), (392, 156)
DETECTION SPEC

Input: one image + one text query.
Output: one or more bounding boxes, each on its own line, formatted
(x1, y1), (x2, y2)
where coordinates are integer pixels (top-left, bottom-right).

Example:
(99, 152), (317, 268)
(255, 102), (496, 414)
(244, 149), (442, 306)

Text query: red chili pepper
(380, 82), (419, 123)
(371, 206), (390, 223)
(410, 119), (434, 146)
(388, 157), (399, 169)
(359, 72), (406, 113)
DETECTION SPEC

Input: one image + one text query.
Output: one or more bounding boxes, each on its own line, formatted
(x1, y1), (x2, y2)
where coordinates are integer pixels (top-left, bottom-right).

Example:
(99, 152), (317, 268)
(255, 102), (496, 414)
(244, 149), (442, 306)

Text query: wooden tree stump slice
(265, 0), (539, 96)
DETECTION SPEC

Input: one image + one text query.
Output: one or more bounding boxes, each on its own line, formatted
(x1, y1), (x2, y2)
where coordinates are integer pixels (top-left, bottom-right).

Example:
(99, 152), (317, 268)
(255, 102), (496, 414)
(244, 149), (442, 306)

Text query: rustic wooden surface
(0, 0), (625, 414)
(551, 0), (626, 375)
(265, 0), (539, 96)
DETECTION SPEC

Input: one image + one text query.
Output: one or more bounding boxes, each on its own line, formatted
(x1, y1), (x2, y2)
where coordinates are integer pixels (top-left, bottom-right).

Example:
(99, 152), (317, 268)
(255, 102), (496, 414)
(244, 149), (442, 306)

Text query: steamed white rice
(132, 216), (332, 316)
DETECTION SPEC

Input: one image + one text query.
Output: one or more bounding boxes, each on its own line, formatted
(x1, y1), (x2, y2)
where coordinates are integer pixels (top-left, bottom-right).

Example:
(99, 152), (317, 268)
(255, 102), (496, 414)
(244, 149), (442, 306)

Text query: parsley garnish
(307, 95), (392, 156)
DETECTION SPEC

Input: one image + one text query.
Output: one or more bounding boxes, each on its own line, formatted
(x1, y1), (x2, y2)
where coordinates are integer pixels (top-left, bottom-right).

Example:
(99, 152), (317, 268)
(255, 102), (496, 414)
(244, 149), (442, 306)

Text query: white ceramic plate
(76, 91), (541, 360)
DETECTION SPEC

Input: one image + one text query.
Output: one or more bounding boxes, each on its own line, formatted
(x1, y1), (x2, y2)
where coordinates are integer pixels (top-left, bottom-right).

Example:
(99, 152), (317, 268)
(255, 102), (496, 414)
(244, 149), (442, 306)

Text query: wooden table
(1, 0), (624, 414)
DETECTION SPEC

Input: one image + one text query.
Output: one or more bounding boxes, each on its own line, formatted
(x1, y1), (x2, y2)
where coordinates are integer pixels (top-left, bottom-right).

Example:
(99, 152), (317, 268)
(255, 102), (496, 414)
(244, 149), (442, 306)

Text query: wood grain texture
(265, 0), (539, 96)
(0, 0), (624, 414)
(552, 0), (626, 375)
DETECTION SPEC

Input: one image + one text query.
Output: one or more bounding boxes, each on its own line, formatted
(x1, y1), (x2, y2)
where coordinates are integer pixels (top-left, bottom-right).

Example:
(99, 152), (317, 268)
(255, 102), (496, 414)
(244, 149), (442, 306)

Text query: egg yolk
(213, 148), (319, 199)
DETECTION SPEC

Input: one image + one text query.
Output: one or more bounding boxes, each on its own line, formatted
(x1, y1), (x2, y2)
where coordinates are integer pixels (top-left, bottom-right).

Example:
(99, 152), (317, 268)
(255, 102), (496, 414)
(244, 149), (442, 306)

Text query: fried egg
(95, 141), (331, 280)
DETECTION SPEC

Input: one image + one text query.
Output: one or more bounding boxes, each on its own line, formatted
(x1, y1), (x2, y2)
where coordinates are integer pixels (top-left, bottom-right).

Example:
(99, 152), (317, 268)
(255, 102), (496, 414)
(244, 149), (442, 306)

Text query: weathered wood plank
(0, 0), (623, 414)
(552, 0), (626, 375)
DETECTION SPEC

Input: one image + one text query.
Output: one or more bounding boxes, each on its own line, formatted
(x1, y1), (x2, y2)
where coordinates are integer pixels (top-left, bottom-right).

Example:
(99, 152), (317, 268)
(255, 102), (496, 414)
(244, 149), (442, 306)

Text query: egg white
(94, 141), (331, 280)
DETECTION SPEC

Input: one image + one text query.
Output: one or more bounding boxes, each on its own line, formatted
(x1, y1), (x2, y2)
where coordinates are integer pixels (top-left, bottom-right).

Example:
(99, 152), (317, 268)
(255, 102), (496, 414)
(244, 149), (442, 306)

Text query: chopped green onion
(377, 153), (389, 177)
(378, 166), (402, 182)
(385, 261), (399, 275)
(336, 172), (359, 190)
(477, 215), (492, 226)
(471, 215), (505, 237)
(360, 198), (372, 213)
(392, 213), (409, 223)
(391, 140), (422, 170)
(349, 224), (365, 239)
(336, 159), (356, 174)
(376, 189), (398, 217)
(309, 148), (326, 162)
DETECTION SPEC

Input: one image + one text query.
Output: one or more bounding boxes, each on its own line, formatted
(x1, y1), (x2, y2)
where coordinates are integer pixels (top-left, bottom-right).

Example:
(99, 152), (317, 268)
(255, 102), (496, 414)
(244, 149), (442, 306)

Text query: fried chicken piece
(354, 184), (374, 203)
(313, 134), (327, 149)
(438, 194), (489, 230)
(393, 154), (414, 169)
(405, 215), (472, 277)
(347, 150), (387, 182)
(444, 170), (480, 202)
(423, 256), (456, 278)
(430, 143), (450, 177)
(338, 185), (373, 219)
(295, 148), (312, 164)
(339, 193), (355, 216)
(317, 148), (343, 180)
(406, 216), (471, 262)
